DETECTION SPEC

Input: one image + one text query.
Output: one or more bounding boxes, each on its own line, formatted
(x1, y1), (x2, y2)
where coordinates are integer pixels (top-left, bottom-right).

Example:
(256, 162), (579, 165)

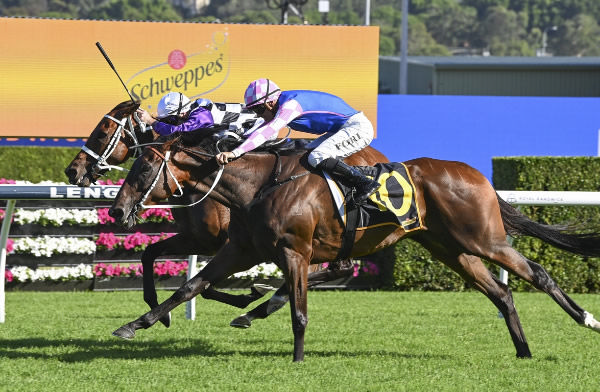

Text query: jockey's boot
(319, 158), (380, 204)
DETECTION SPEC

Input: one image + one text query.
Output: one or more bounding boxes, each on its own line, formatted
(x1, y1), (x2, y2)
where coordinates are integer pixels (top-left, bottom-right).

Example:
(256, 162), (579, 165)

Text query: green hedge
(0, 146), (127, 183)
(492, 156), (600, 293)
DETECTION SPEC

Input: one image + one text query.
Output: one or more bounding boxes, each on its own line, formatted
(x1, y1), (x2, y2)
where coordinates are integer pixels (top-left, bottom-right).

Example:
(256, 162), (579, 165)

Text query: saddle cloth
(324, 162), (424, 232)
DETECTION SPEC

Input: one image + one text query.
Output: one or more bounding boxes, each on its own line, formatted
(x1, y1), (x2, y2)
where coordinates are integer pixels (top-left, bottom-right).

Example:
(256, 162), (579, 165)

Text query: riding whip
(95, 42), (136, 103)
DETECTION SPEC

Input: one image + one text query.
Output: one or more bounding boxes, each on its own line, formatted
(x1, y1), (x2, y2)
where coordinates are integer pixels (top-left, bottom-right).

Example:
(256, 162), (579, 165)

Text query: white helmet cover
(157, 92), (191, 118)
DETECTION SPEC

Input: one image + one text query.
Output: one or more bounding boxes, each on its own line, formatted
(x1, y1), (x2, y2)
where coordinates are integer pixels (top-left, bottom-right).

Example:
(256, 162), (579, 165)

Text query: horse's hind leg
(428, 247), (532, 358)
(200, 284), (274, 308)
(230, 260), (355, 329)
(488, 244), (600, 332)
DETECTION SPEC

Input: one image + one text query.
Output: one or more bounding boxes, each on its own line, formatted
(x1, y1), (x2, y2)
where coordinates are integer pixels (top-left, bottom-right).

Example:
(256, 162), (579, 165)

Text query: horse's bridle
(132, 133), (239, 212)
(80, 112), (150, 176)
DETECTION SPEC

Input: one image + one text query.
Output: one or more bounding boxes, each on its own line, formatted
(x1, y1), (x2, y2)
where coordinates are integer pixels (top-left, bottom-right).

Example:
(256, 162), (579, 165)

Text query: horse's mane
(111, 100), (140, 116)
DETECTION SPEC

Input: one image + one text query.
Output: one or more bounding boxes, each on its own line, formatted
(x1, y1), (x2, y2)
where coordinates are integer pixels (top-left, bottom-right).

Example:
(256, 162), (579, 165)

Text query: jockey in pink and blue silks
(215, 78), (380, 204)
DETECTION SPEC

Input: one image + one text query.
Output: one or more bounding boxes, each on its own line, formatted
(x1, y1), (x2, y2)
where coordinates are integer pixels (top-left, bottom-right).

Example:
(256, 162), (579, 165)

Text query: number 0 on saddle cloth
(323, 162), (424, 232)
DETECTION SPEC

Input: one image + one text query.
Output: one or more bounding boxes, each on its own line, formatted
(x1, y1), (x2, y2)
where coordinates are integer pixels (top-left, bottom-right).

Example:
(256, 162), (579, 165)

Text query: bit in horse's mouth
(125, 210), (137, 229)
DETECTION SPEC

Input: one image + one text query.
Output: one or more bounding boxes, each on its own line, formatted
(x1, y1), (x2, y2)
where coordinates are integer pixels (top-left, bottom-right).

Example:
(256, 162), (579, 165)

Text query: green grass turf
(1, 290), (599, 391)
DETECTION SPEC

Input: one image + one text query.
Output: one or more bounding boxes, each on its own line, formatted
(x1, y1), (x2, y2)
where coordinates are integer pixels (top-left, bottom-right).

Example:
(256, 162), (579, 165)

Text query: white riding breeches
(306, 112), (374, 168)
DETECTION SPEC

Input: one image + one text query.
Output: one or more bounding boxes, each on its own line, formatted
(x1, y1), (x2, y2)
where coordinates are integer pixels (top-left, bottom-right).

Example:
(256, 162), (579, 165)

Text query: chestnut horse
(64, 100), (389, 328)
(108, 131), (600, 362)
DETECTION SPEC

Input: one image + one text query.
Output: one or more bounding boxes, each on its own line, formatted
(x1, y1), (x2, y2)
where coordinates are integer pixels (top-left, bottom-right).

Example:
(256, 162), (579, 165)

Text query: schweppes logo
(126, 30), (229, 110)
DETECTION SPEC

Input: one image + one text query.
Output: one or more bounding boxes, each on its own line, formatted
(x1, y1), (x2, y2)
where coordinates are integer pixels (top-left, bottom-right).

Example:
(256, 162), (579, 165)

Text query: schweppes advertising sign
(128, 31), (229, 109)
(0, 17), (379, 138)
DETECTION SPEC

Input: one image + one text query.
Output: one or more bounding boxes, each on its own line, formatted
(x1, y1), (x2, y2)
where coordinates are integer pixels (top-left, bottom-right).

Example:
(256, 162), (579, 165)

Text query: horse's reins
(133, 134), (238, 210)
(132, 132), (311, 215)
(251, 149), (310, 203)
(80, 112), (150, 175)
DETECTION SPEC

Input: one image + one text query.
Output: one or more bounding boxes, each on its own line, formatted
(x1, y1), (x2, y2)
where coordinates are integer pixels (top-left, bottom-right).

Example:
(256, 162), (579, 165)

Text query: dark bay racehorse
(108, 132), (600, 361)
(64, 100), (389, 328)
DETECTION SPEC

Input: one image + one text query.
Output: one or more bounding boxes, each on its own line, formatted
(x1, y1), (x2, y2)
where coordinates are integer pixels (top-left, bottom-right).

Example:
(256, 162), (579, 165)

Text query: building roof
(381, 55), (600, 69)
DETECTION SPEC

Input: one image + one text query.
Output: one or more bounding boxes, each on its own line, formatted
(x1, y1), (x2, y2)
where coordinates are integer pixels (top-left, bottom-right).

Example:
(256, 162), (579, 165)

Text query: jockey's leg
(308, 112), (379, 204)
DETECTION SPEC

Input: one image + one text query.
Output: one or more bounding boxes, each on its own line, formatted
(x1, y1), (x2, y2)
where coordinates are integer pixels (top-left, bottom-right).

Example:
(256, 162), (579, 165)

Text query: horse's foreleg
(113, 272), (212, 340)
(113, 244), (261, 340)
(230, 261), (354, 328)
(143, 235), (272, 326)
(280, 247), (310, 362)
(141, 235), (189, 328)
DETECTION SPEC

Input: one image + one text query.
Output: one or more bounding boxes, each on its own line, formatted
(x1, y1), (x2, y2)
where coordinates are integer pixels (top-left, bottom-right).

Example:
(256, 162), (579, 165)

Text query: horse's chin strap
(81, 113), (152, 174)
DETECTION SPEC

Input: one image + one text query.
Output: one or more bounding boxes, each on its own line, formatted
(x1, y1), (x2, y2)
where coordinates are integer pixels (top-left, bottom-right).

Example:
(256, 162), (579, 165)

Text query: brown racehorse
(108, 131), (600, 362)
(64, 100), (389, 328)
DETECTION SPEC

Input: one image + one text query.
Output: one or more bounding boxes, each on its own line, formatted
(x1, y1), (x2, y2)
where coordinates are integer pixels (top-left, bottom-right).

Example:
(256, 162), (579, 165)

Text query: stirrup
(353, 181), (380, 204)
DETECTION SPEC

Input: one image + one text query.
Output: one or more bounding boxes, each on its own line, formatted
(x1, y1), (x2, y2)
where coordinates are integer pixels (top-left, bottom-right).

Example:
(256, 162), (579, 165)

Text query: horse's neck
(214, 152), (307, 209)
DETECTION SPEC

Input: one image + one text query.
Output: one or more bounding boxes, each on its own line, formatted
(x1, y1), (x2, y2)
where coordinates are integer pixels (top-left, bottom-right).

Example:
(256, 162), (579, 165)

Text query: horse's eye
(139, 162), (152, 178)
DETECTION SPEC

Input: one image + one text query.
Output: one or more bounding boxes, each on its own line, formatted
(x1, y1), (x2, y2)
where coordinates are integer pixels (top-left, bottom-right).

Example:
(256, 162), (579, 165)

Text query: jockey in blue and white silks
(215, 78), (380, 204)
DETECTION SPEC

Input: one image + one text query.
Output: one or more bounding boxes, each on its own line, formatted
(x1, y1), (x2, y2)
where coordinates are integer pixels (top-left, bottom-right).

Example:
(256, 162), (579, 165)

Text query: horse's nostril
(64, 168), (77, 181)
(109, 207), (124, 220)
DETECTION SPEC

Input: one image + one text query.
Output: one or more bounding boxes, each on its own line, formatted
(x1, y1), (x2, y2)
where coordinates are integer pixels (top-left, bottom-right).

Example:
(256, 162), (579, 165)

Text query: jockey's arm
(153, 108), (214, 136)
(231, 99), (302, 158)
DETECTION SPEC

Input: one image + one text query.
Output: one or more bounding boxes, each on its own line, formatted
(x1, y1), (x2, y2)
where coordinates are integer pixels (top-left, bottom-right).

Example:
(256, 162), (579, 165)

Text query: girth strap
(336, 203), (360, 261)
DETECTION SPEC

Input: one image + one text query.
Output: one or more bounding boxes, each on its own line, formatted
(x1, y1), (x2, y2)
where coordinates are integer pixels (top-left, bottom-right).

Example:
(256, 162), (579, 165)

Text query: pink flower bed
(96, 232), (175, 252)
(5, 269), (13, 282)
(96, 207), (174, 224)
(4, 238), (14, 253)
(94, 260), (188, 278)
(360, 260), (380, 276)
(96, 179), (125, 186)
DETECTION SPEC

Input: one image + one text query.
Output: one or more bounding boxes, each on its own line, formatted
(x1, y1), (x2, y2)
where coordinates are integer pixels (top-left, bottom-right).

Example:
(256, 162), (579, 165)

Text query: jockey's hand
(216, 151), (236, 165)
(136, 108), (156, 125)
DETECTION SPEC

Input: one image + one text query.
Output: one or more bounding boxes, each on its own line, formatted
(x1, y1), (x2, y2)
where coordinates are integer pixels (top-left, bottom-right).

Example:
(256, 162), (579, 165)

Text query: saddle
(324, 162), (424, 260)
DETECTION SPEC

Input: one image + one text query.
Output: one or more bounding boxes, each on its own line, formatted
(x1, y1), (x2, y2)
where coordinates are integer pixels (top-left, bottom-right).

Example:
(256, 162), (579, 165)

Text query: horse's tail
(497, 193), (600, 257)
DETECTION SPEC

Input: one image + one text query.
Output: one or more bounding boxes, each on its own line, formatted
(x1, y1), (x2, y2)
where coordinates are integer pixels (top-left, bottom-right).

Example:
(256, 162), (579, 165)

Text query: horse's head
(64, 100), (153, 187)
(108, 132), (220, 228)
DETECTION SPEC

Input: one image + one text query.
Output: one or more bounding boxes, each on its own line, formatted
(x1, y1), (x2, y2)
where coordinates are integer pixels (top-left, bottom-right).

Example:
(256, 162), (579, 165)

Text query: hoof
(230, 314), (252, 329)
(583, 311), (600, 332)
(159, 312), (172, 328)
(251, 283), (275, 296)
(112, 324), (136, 340)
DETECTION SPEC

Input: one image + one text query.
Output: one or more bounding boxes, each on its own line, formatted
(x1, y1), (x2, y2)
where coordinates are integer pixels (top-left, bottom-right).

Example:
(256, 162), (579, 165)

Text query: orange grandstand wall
(0, 17), (379, 138)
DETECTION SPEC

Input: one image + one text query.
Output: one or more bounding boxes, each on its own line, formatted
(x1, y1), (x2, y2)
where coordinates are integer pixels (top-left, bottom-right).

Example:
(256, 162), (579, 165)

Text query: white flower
(12, 208), (98, 226)
(8, 264), (93, 282)
(12, 236), (96, 257)
(13, 209), (42, 225)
